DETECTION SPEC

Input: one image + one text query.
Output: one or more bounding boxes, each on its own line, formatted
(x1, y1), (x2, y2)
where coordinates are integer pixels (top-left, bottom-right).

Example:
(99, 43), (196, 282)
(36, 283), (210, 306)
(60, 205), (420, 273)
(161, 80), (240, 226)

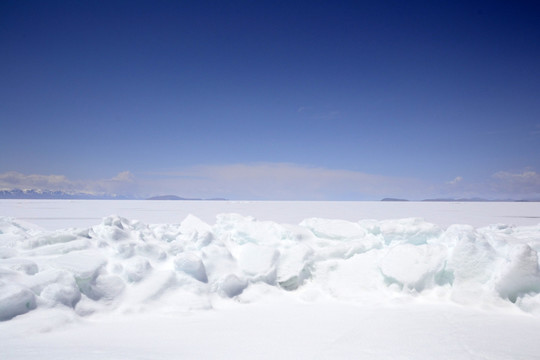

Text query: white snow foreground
(2, 214), (540, 359)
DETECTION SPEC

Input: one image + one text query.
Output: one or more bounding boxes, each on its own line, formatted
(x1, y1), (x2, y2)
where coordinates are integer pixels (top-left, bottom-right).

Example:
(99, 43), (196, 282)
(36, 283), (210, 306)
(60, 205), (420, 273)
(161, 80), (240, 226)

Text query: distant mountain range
(0, 189), (133, 200)
(0, 189), (535, 202)
(0, 189), (227, 201)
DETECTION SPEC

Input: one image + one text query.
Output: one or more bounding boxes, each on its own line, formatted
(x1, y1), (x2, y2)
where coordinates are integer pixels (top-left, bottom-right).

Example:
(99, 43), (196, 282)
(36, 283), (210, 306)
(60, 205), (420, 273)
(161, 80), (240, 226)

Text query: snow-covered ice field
(2, 200), (540, 359)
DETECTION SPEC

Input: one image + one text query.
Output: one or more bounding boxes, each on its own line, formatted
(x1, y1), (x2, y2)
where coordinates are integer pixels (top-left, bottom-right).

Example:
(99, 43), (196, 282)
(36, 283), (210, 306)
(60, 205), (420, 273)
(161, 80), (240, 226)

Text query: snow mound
(1, 214), (540, 321)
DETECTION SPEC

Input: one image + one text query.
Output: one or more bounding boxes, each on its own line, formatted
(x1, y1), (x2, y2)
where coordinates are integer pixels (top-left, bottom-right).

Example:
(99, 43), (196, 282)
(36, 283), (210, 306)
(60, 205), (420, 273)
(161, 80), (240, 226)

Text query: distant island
(421, 198), (531, 202)
(146, 195), (227, 201)
(381, 197), (538, 202)
(147, 195), (196, 200)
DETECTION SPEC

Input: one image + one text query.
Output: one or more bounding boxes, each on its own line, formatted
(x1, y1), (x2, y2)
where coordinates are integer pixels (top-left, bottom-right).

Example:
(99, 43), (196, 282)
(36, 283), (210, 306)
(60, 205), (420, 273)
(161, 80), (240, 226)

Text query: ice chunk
(315, 251), (383, 300)
(496, 244), (540, 302)
(22, 269), (76, 296)
(122, 256), (152, 282)
(311, 235), (382, 261)
(127, 270), (178, 303)
(216, 274), (248, 297)
(22, 232), (79, 249)
(234, 243), (279, 283)
(300, 218), (367, 240)
(25, 239), (92, 256)
(115, 242), (136, 258)
(52, 250), (107, 280)
(174, 252), (208, 283)
(92, 274), (126, 301)
(0, 284), (36, 321)
(516, 293), (540, 314)
(51, 250), (107, 299)
(135, 243), (166, 261)
(379, 218), (442, 245)
(0, 258), (38, 275)
(151, 223), (182, 242)
(179, 214), (214, 248)
(0, 217), (35, 246)
(201, 244), (238, 281)
(379, 244), (448, 291)
(447, 226), (497, 284)
(41, 282), (81, 308)
(90, 216), (132, 242)
(276, 244), (313, 290)
(214, 213), (295, 246)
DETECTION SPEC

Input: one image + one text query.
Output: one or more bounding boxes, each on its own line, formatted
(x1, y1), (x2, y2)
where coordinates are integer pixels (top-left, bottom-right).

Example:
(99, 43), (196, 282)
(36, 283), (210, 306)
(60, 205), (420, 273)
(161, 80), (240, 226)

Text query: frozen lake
(1, 199), (539, 230)
(2, 200), (540, 359)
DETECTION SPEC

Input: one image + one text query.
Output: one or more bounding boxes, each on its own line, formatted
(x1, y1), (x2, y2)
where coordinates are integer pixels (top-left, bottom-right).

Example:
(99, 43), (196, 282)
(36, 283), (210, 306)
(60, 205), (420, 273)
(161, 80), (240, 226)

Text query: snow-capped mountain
(0, 189), (134, 200)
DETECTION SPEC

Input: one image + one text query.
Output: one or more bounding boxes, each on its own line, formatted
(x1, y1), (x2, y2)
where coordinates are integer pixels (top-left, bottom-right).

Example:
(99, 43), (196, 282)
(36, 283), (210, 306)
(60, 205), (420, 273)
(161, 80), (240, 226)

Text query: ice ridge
(1, 215), (540, 321)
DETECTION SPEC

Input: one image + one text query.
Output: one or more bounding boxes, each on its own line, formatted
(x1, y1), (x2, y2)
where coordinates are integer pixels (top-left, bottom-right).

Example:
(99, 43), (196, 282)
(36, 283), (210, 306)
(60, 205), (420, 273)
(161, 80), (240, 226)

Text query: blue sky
(1, 0), (539, 200)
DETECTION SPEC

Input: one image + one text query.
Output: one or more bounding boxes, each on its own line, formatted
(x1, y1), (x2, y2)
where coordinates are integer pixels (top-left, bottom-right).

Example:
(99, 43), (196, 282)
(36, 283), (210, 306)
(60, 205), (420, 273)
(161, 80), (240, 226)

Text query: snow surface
(1, 200), (540, 359)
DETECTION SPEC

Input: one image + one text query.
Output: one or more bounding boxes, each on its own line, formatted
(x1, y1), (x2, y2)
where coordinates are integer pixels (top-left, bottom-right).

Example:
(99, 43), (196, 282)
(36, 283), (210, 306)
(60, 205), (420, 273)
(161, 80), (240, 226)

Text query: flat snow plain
(1, 200), (540, 359)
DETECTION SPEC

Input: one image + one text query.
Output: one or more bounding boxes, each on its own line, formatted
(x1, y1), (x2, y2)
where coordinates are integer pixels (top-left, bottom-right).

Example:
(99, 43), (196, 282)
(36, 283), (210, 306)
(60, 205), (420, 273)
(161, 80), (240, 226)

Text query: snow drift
(1, 214), (540, 322)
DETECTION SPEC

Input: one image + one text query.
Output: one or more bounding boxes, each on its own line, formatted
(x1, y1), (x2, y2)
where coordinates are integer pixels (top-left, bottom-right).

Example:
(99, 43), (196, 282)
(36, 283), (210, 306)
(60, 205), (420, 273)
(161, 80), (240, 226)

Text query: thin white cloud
(3, 166), (539, 200)
(311, 110), (340, 121)
(146, 163), (425, 200)
(296, 106), (339, 121)
(448, 176), (463, 185)
(493, 170), (538, 181)
(111, 171), (135, 182)
(490, 170), (540, 198)
(427, 169), (540, 200)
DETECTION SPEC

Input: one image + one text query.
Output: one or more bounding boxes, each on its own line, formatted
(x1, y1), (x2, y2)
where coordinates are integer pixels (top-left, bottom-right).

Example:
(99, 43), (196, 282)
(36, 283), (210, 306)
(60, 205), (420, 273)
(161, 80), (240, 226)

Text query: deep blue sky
(1, 1), (539, 199)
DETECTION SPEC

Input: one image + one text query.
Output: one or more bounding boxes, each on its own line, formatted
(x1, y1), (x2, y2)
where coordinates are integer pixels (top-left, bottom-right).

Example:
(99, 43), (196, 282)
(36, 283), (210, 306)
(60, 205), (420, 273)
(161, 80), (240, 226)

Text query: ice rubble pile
(1, 214), (540, 321)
